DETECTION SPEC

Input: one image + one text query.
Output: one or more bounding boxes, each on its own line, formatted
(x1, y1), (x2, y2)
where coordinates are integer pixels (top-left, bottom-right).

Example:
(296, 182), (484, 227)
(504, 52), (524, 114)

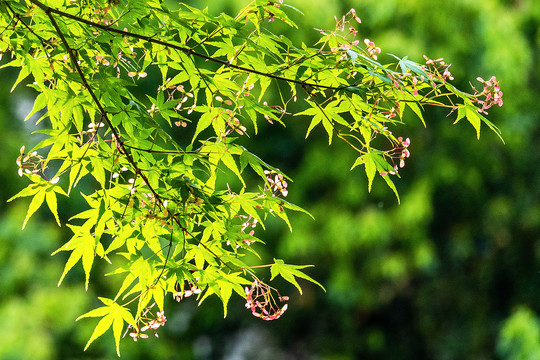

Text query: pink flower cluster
(173, 280), (202, 302)
(240, 215), (258, 246)
(226, 215), (258, 248)
(328, 9), (361, 52)
(422, 55), (454, 83)
(225, 115), (247, 135)
(129, 310), (167, 341)
(241, 215), (258, 236)
(267, 0), (284, 22)
(397, 137), (411, 168)
(364, 39), (381, 60)
(264, 170), (288, 197)
(382, 106), (398, 119)
(245, 279), (289, 321)
(16, 145), (44, 177)
(334, 8), (362, 32)
(473, 76), (503, 114)
(380, 137), (411, 176)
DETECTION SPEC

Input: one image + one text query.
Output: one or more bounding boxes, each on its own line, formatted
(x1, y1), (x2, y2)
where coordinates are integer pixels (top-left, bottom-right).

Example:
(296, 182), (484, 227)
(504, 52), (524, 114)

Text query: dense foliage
(0, 0), (528, 358)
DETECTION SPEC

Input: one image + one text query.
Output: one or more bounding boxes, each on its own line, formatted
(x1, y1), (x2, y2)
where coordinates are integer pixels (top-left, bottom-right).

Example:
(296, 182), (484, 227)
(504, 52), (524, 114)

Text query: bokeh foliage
(0, 0), (539, 359)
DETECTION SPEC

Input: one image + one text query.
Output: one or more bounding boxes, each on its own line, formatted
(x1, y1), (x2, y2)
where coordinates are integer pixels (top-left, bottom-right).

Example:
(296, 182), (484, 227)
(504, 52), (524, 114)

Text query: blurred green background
(2, 0), (540, 358)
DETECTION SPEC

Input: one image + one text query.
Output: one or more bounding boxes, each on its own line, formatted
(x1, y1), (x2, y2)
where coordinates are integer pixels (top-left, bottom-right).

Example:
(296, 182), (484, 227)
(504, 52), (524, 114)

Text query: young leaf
(466, 106), (482, 139)
(192, 107), (218, 142)
(83, 314), (114, 352)
(351, 152), (376, 192)
(7, 182), (40, 203)
(112, 312), (125, 357)
(217, 278), (233, 318)
(270, 259), (325, 294)
(76, 305), (111, 321)
(381, 174), (401, 204)
(22, 191), (46, 230)
(58, 246), (84, 287)
(45, 190), (61, 226)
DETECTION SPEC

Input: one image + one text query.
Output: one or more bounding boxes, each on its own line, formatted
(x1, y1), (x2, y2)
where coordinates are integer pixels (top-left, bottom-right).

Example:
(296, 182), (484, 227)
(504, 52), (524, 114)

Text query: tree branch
(27, 0), (340, 91)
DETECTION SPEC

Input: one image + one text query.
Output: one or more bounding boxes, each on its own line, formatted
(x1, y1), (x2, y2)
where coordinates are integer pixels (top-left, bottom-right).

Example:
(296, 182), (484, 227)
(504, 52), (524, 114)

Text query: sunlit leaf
(270, 259), (325, 294)
(22, 191), (45, 230)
